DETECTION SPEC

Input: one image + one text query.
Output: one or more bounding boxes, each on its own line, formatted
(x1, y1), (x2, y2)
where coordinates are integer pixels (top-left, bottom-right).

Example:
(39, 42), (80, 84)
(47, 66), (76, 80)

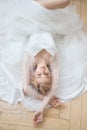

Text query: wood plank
(0, 112), (2, 121)
(74, 0), (80, 1)
(0, 124), (10, 130)
(81, 2), (87, 31)
(22, 106), (60, 119)
(60, 102), (71, 120)
(81, 92), (87, 130)
(44, 108), (60, 118)
(0, 112), (69, 130)
(0, 112), (33, 126)
(38, 117), (69, 130)
(0, 101), (22, 114)
(70, 0), (81, 14)
(81, 0), (87, 3)
(70, 97), (82, 130)
(10, 125), (50, 130)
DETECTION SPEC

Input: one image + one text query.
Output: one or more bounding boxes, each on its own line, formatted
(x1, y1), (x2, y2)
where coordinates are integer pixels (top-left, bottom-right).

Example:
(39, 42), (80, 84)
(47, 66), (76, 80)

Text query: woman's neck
(36, 59), (47, 66)
(34, 49), (52, 66)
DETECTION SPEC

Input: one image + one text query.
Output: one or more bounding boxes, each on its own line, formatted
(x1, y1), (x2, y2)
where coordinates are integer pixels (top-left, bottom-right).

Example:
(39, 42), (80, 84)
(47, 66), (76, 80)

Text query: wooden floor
(0, 0), (87, 130)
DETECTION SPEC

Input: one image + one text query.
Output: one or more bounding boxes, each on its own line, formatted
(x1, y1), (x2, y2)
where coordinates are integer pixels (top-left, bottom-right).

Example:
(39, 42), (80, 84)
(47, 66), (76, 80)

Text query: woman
(22, 32), (61, 124)
(0, 0), (87, 125)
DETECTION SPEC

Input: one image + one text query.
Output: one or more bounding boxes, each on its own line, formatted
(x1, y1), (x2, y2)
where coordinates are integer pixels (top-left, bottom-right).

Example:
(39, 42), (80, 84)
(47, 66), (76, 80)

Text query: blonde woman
(22, 32), (61, 125)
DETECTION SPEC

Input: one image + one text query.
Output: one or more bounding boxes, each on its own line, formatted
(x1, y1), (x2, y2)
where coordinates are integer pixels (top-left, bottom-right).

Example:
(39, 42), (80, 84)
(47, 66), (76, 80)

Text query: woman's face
(34, 63), (51, 84)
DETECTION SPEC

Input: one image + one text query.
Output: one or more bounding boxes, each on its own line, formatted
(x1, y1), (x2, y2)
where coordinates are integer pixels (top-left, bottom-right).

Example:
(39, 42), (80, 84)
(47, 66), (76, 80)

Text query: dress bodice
(26, 32), (57, 57)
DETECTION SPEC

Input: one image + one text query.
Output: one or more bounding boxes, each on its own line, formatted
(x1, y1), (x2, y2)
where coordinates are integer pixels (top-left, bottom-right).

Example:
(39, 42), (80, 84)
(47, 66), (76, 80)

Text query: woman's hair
(31, 75), (52, 95)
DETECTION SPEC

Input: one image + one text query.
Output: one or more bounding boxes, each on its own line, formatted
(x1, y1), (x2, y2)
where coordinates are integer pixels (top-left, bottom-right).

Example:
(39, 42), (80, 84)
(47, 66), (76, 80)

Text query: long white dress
(0, 0), (87, 111)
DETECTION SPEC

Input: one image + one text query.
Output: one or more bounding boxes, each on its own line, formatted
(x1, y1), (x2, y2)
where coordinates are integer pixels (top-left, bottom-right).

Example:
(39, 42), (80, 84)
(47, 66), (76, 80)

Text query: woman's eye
(45, 73), (49, 76)
(38, 74), (41, 76)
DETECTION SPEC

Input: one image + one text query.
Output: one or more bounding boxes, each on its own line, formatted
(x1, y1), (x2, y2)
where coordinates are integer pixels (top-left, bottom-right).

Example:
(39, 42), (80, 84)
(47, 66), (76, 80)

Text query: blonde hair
(31, 75), (52, 95)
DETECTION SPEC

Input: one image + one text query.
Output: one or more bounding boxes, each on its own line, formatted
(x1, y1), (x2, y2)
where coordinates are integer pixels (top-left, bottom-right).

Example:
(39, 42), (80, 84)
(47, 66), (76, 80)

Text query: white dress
(0, 0), (87, 110)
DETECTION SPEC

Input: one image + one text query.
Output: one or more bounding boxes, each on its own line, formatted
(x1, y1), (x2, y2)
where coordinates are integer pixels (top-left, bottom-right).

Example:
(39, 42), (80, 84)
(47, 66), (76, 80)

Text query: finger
(54, 102), (63, 107)
(33, 115), (37, 122)
(33, 118), (39, 126)
(35, 118), (42, 124)
(33, 118), (42, 125)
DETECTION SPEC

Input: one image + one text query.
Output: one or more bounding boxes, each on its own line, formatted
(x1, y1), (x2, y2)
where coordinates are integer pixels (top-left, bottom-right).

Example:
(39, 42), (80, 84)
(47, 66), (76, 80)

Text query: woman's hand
(33, 110), (44, 125)
(49, 96), (62, 107)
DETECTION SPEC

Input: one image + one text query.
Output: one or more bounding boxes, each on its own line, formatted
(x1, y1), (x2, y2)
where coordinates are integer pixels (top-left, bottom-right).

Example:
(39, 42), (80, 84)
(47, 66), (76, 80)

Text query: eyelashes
(47, 64), (51, 71)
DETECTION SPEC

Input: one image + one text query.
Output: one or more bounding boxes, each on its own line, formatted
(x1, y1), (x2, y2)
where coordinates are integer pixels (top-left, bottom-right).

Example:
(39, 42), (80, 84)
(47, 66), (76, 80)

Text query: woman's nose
(40, 67), (45, 71)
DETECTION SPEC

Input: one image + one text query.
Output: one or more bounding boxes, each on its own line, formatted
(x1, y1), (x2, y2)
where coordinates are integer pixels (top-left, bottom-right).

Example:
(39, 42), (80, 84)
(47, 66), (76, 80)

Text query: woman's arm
(22, 52), (44, 99)
(39, 53), (59, 111)
(22, 52), (31, 90)
(36, 0), (70, 9)
(33, 53), (59, 125)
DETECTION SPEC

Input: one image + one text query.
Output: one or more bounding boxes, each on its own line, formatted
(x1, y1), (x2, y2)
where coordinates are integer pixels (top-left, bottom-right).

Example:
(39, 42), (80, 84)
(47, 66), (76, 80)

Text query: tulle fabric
(0, 0), (87, 110)
(55, 31), (87, 101)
